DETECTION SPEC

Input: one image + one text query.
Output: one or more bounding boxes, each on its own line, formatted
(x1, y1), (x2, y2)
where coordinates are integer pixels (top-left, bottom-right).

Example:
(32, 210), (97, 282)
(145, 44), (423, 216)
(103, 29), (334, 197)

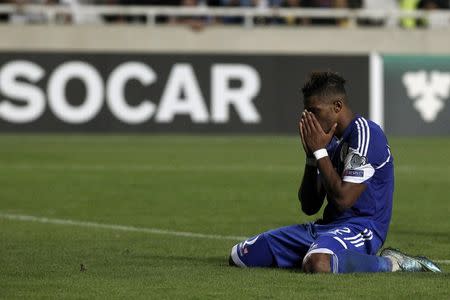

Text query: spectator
(266, 0), (307, 26)
(303, 0), (344, 26)
(103, 0), (181, 24)
(0, 0), (12, 23)
(399, 0), (420, 28)
(417, 0), (449, 28)
(9, 0), (54, 24)
(360, 0), (398, 27)
(281, 0), (304, 25)
(221, 0), (259, 6)
(170, 0), (212, 30)
(206, 0), (222, 5)
(220, 0), (259, 25)
(58, 0), (103, 24)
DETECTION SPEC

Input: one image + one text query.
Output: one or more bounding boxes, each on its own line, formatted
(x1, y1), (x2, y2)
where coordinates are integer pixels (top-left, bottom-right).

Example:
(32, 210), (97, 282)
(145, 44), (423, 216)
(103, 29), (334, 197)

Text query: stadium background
(0, 1), (449, 299)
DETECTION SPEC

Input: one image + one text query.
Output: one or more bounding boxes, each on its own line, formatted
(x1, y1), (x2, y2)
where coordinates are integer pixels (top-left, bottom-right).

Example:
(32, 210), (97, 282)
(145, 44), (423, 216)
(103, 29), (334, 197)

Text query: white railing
(0, 4), (449, 28)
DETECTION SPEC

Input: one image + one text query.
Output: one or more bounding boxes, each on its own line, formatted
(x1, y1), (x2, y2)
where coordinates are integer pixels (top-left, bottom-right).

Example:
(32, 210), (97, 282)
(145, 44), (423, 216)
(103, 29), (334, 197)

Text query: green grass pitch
(0, 135), (449, 299)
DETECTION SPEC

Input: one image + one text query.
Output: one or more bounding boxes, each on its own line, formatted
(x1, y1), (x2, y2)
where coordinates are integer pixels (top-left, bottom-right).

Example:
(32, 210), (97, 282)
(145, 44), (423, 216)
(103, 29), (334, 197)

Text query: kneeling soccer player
(229, 71), (441, 273)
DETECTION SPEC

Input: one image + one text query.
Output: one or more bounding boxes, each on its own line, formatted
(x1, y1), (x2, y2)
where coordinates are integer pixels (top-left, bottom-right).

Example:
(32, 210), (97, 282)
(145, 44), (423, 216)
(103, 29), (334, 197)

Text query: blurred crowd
(0, 0), (449, 28)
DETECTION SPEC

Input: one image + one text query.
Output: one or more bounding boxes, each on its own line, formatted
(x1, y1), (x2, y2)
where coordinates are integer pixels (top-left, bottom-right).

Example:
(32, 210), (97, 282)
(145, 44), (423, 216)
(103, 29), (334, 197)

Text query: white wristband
(305, 157), (317, 167)
(313, 148), (328, 160)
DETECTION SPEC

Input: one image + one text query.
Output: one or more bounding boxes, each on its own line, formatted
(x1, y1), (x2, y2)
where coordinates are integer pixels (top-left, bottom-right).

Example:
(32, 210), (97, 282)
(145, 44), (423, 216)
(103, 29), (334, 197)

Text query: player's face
(304, 96), (338, 133)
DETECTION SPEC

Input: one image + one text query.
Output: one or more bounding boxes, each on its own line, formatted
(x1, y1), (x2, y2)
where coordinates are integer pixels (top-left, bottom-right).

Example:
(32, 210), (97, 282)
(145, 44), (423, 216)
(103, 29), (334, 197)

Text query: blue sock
(331, 249), (392, 273)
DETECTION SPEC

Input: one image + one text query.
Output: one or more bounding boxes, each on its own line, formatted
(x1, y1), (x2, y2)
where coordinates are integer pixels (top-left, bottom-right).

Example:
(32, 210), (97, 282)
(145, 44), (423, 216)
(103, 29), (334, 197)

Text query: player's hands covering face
(299, 110), (337, 153)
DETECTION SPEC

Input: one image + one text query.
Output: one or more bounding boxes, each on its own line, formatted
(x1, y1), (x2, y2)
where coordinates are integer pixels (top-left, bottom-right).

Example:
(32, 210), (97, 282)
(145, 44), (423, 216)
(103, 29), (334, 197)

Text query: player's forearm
(298, 165), (325, 215)
(316, 157), (352, 210)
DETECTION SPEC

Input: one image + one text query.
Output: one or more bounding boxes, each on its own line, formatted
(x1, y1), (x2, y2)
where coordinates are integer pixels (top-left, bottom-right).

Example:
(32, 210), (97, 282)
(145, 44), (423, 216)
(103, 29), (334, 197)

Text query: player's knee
(302, 253), (332, 273)
(229, 243), (244, 267)
(228, 233), (274, 268)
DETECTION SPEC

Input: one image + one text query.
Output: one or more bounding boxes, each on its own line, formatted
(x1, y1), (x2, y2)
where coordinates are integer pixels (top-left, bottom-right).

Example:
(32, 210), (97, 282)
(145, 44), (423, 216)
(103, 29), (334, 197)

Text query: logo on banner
(0, 61), (261, 125)
(402, 70), (450, 122)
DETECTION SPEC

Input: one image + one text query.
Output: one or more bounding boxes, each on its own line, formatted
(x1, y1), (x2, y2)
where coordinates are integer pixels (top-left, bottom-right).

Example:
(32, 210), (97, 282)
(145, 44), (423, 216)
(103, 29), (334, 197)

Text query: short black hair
(302, 71), (347, 101)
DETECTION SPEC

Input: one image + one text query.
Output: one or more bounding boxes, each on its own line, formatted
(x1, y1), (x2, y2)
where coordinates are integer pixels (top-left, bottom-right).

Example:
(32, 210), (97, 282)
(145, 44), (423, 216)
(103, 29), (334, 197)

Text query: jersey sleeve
(342, 149), (375, 183)
(342, 119), (391, 184)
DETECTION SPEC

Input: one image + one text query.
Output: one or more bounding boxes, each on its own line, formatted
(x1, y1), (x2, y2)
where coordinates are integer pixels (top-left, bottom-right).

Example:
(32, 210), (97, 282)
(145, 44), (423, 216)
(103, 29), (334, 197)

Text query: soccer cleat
(380, 248), (442, 273)
(415, 256), (442, 273)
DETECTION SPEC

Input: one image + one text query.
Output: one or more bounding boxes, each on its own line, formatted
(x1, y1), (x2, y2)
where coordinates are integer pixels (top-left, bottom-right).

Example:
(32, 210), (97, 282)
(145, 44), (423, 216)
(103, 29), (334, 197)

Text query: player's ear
(333, 99), (343, 113)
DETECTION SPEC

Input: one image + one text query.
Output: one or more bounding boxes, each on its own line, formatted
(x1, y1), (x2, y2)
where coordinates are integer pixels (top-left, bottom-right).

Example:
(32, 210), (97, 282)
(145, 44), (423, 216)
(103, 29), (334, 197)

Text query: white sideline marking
(435, 260), (450, 264)
(0, 212), (448, 265)
(0, 163), (296, 173)
(0, 212), (246, 241)
(0, 163), (447, 174)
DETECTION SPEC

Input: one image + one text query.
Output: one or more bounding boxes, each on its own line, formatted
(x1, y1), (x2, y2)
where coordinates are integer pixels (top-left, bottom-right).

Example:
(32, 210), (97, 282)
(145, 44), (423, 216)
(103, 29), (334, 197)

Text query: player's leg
(229, 233), (275, 267)
(302, 246), (393, 274)
(302, 225), (393, 273)
(332, 249), (393, 273)
(302, 252), (332, 273)
(303, 247), (442, 273)
(302, 222), (442, 273)
(229, 223), (315, 268)
(328, 248), (441, 273)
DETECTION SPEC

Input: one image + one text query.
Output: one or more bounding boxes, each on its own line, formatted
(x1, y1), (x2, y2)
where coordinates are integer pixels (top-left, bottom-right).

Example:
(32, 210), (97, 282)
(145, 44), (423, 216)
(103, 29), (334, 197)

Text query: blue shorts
(231, 221), (384, 268)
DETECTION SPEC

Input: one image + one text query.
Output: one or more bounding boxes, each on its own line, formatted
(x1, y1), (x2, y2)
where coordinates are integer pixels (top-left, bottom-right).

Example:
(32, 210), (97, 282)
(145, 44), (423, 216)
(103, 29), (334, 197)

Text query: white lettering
(156, 64), (209, 123)
(212, 64), (261, 123)
(107, 62), (157, 124)
(48, 61), (103, 124)
(0, 61), (45, 123)
(0, 60), (263, 126)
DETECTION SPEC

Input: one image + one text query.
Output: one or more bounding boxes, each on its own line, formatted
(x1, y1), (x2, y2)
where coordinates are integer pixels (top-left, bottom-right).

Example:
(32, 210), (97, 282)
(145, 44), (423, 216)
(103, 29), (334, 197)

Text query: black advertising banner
(384, 55), (450, 136)
(0, 52), (369, 134)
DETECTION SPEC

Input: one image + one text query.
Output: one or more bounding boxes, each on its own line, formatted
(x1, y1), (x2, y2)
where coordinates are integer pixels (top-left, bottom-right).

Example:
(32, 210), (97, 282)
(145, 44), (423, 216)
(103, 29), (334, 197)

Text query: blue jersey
(321, 116), (394, 242)
(230, 116), (394, 268)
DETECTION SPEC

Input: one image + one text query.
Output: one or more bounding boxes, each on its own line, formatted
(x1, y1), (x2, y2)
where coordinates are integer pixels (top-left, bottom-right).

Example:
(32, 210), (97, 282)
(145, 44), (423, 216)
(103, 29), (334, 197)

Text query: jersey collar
(336, 115), (361, 144)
